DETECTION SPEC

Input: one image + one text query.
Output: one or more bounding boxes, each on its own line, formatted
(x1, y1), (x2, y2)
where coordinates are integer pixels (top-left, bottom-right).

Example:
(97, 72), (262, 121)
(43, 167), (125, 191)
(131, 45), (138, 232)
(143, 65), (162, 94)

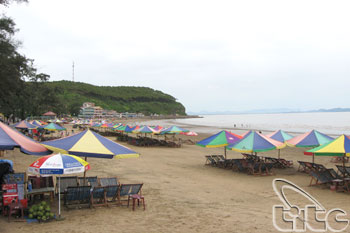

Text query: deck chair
(64, 186), (92, 208)
(99, 177), (118, 187)
(309, 171), (333, 186)
(336, 165), (350, 177)
(56, 176), (78, 194)
(204, 156), (217, 166)
(90, 186), (106, 207)
(105, 185), (120, 206)
(118, 183), (143, 205)
(78, 176), (98, 187)
(297, 161), (307, 172)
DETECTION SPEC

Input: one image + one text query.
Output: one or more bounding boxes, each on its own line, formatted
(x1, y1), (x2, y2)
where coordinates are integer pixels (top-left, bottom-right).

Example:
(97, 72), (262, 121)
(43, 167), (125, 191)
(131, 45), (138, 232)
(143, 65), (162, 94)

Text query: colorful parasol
(28, 153), (90, 217)
(227, 131), (285, 153)
(0, 121), (50, 155)
(13, 120), (37, 130)
(286, 130), (333, 148)
(39, 122), (66, 131)
(160, 126), (189, 134)
(266, 130), (293, 143)
(196, 130), (242, 158)
(41, 129), (139, 159)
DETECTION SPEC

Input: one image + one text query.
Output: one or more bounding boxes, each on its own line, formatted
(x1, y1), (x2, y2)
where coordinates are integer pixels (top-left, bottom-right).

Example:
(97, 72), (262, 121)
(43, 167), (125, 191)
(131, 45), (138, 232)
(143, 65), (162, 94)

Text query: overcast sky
(3, 0), (350, 113)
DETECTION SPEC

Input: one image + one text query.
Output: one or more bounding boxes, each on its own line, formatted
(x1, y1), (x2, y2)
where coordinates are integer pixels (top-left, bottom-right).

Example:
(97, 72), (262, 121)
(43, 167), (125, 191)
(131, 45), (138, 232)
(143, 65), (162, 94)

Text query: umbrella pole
(58, 176), (61, 218)
(278, 149), (280, 159)
(83, 157), (87, 185)
(312, 154), (315, 163)
(224, 147), (227, 159)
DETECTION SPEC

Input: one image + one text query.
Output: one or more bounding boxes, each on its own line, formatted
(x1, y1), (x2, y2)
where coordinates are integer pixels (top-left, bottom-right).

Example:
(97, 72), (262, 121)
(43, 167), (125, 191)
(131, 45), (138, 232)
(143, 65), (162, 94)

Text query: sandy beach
(1, 122), (350, 233)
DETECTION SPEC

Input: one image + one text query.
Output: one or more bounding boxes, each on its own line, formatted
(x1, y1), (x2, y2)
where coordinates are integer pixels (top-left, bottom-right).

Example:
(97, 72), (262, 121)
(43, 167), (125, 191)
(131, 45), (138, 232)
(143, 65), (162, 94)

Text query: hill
(45, 81), (186, 116)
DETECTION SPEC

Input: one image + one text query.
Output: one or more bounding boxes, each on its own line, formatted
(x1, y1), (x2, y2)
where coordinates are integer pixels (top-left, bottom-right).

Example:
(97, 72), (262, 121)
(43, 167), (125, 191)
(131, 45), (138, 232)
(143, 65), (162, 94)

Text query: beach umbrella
(31, 120), (42, 127)
(125, 125), (139, 133)
(114, 124), (127, 132)
(39, 122), (66, 131)
(0, 121), (50, 155)
(160, 126), (190, 134)
(266, 130), (293, 143)
(240, 131), (250, 138)
(41, 129), (139, 159)
(28, 153), (90, 218)
(227, 131), (285, 153)
(286, 130), (333, 148)
(305, 135), (350, 176)
(181, 131), (198, 136)
(286, 130), (333, 162)
(134, 126), (157, 134)
(153, 125), (163, 132)
(266, 130), (294, 158)
(196, 130), (242, 158)
(13, 120), (37, 130)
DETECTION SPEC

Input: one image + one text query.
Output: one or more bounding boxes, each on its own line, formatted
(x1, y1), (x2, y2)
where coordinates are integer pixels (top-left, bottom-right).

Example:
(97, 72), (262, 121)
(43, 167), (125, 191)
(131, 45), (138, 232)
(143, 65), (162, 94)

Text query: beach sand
(1, 123), (350, 233)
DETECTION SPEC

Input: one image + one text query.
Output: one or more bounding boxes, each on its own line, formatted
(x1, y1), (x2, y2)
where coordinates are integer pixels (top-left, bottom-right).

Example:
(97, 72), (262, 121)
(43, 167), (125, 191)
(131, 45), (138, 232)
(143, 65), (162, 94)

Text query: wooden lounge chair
(90, 186), (106, 207)
(64, 186), (92, 209)
(99, 177), (118, 187)
(105, 185), (120, 206)
(56, 176), (78, 194)
(297, 161), (308, 172)
(336, 165), (350, 177)
(204, 156), (217, 166)
(309, 170), (334, 186)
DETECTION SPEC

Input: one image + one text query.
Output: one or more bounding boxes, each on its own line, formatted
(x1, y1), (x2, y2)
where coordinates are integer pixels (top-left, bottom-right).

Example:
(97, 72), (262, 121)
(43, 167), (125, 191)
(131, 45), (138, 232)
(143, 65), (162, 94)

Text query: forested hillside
(45, 81), (186, 116)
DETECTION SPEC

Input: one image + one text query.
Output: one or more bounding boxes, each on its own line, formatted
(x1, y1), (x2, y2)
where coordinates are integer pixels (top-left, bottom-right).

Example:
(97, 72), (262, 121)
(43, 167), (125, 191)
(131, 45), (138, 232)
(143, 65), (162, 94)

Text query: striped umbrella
(287, 130), (333, 162)
(227, 131), (285, 153)
(0, 121), (50, 155)
(41, 129), (139, 159)
(266, 130), (293, 158)
(28, 153), (90, 217)
(197, 130), (242, 158)
(13, 120), (37, 130)
(39, 122), (66, 131)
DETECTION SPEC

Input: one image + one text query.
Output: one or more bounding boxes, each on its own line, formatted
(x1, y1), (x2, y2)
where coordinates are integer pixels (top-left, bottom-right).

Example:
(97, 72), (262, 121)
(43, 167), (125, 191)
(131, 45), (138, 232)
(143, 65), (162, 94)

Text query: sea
(147, 112), (350, 136)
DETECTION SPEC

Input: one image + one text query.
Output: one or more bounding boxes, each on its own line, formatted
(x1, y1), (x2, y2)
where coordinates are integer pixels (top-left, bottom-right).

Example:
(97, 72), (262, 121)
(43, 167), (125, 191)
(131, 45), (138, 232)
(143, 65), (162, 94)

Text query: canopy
(305, 135), (350, 157)
(125, 125), (139, 133)
(41, 129), (139, 159)
(31, 120), (42, 127)
(28, 153), (90, 218)
(114, 124), (127, 132)
(160, 126), (189, 134)
(197, 130), (241, 148)
(0, 121), (50, 155)
(227, 131), (285, 153)
(134, 126), (157, 134)
(42, 111), (56, 116)
(28, 153), (90, 175)
(286, 130), (333, 147)
(39, 122), (66, 131)
(153, 125), (163, 131)
(266, 130), (293, 143)
(13, 120), (37, 130)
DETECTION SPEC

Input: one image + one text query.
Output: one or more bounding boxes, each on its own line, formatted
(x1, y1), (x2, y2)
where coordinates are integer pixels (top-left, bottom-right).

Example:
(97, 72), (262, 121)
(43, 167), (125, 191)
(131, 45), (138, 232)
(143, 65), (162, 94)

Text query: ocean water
(170, 112), (350, 136)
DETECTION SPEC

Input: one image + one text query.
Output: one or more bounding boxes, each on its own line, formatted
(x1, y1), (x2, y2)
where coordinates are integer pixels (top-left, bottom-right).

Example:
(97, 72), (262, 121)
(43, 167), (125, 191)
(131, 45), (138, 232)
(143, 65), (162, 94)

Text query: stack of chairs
(204, 154), (274, 176)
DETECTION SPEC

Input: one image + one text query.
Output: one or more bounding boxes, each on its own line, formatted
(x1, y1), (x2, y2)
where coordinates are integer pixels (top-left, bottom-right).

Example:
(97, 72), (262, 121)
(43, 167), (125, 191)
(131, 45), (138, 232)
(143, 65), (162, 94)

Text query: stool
(127, 194), (145, 211)
(5, 202), (24, 222)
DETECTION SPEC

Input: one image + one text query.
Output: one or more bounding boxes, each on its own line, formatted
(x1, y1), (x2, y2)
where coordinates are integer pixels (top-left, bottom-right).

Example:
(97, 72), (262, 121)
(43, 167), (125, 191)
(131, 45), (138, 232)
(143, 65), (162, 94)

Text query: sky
(3, 0), (350, 113)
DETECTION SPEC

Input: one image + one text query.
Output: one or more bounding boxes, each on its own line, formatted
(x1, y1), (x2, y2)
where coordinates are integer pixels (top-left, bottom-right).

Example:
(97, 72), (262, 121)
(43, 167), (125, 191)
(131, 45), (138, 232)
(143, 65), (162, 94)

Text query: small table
(27, 187), (55, 202)
(127, 194), (145, 211)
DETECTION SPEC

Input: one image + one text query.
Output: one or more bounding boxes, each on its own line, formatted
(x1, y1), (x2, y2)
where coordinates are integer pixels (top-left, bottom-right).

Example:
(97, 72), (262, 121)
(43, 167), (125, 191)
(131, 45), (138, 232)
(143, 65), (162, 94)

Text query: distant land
(45, 81), (186, 116)
(187, 108), (350, 115)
